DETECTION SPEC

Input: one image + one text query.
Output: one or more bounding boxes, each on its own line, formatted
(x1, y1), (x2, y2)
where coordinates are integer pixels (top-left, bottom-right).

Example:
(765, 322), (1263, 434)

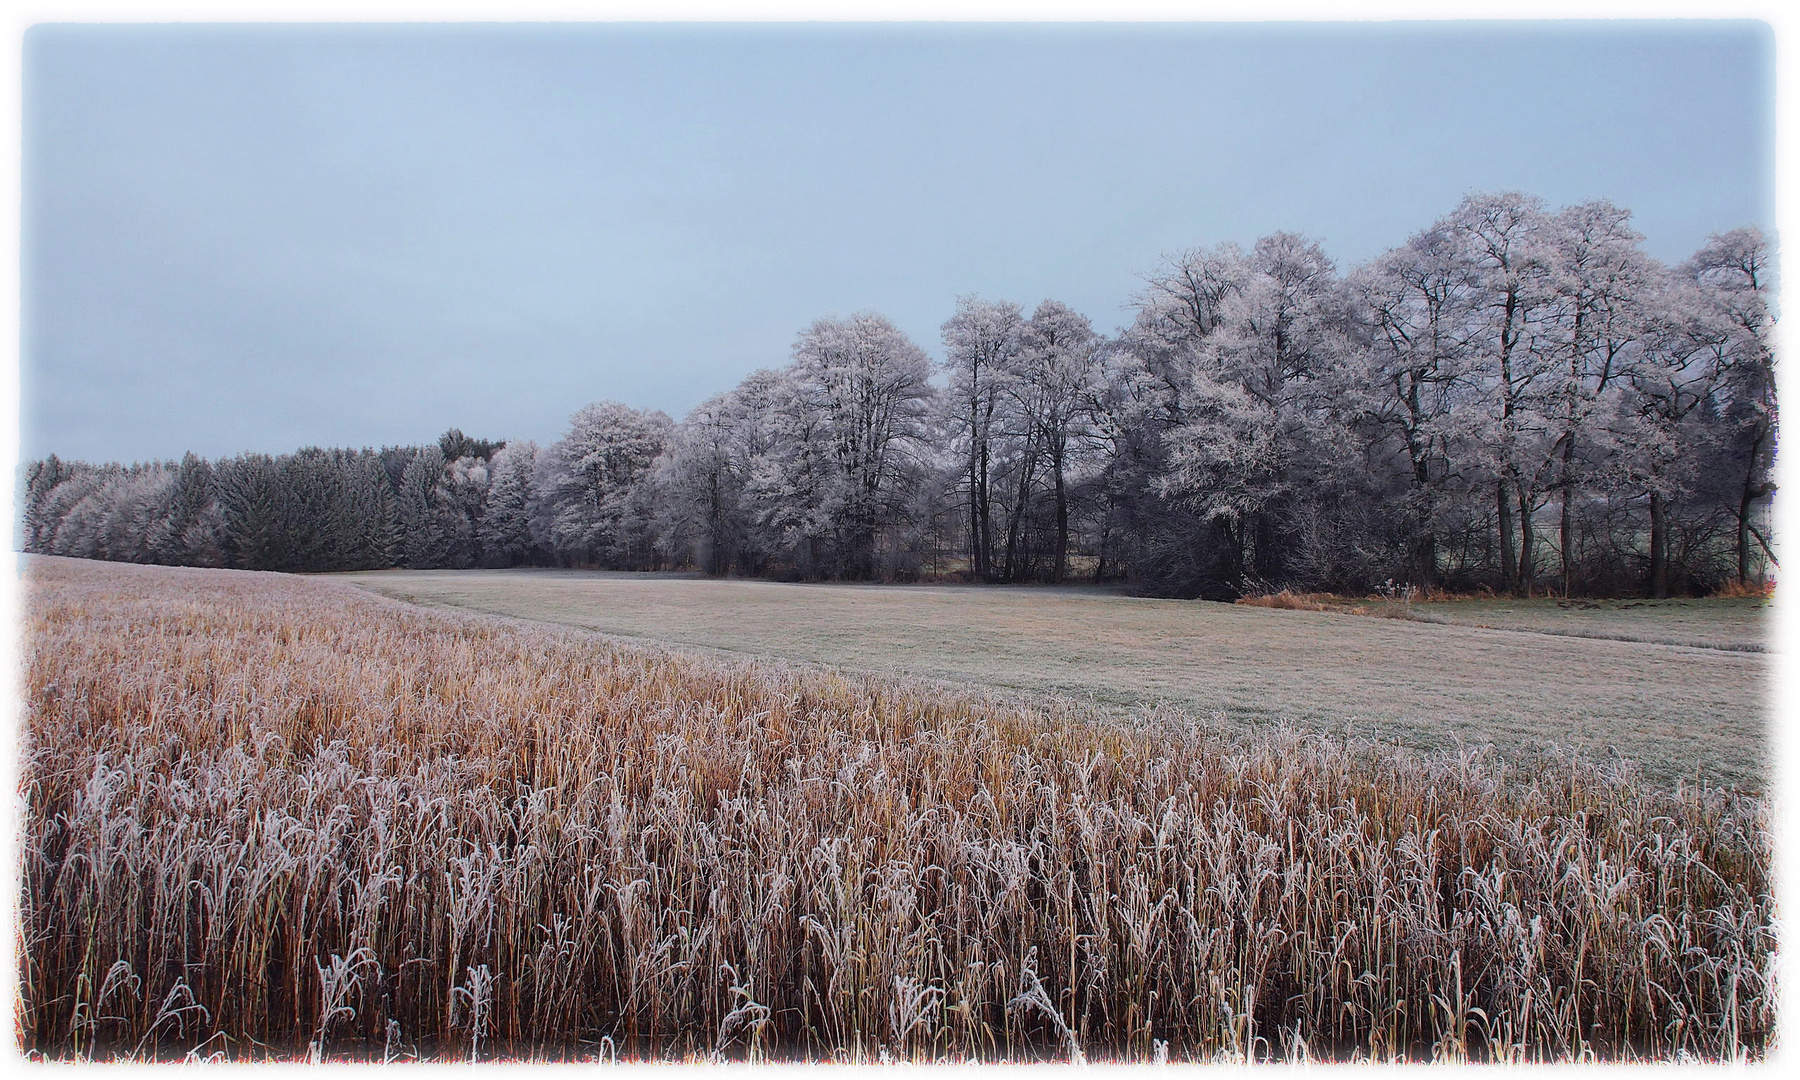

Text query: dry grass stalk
(1236, 586), (1475, 617)
(1234, 589), (1347, 612)
(18, 557), (1775, 1062)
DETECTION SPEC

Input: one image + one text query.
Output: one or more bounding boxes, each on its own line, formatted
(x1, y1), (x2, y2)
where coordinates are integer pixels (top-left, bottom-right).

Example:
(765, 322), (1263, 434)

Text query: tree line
(20, 193), (1776, 598)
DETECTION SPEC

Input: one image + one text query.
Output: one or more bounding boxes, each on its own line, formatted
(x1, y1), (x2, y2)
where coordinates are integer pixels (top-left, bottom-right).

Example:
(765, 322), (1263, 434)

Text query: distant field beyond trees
(20, 194), (1775, 600)
(20, 557), (1775, 1061)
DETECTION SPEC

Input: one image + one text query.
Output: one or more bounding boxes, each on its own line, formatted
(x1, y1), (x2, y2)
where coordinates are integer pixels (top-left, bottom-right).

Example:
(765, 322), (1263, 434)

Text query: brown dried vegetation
(1234, 589), (1347, 613)
(1713, 578), (1775, 600)
(19, 557), (1775, 1062)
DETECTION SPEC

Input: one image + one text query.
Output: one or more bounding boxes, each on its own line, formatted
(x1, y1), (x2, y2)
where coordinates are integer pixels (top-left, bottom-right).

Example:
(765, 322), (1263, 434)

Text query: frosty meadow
(17, 557), (1776, 1061)
(16, 186), (1779, 1061)
(15, 22), (1780, 1060)
(343, 568), (1769, 791)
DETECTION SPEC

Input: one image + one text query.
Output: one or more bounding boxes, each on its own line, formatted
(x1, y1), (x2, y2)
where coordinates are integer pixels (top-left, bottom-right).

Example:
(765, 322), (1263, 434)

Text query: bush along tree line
(21, 194), (1777, 598)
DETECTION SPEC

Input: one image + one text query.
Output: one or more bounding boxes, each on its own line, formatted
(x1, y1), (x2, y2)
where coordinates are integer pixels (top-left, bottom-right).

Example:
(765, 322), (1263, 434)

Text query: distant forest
(21, 193), (1776, 599)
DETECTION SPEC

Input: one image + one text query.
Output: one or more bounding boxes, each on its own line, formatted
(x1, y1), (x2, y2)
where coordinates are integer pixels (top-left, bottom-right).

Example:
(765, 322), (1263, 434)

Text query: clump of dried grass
(19, 557), (1775, 1062)
(1233, 589), (1346, 612)
(1237, 585), (1474, 617)
(1713, 578), (1774, 600)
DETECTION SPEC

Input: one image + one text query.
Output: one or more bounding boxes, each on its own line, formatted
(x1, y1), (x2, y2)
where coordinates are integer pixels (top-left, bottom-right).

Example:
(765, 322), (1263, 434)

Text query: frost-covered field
(19, 557), (1775, 1061)
(1400, 595), (1769, 650)
(340, 568), (1770, 789)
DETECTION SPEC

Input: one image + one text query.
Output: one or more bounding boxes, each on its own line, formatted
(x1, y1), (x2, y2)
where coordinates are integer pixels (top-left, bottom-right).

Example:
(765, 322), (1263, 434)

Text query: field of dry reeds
(19, 556), (1776, 1061)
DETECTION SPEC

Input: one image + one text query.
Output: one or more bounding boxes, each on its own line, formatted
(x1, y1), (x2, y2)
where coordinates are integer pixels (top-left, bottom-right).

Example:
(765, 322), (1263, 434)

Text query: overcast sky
(21, 20), (1774, 463)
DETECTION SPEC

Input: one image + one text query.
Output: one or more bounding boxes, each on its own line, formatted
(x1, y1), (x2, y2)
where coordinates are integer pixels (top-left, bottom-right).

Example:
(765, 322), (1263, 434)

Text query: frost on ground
(341, 567), (1769, 789)
(20, 557), (1775, 1062)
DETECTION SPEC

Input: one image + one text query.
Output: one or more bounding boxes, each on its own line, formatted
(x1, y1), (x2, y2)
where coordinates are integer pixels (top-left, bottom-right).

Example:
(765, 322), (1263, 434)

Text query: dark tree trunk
(1648, 490), (1668, 599)
(1560, 433), (1577, 598)
(1226, 517), (1247, 593)
(1739, 489), (1752, 585)
(1003, 453), (1036, 583)
(976, 400), (994, 581)
(1737, 427), (1772, 585)
(966, 443), (980, 581)
(1094, 496), (1112, 583)
(1497, 479), (1517, 593)
(977, 439), (992, 580)
(1408, 430), (1435, 588)
(1515, 487), (1536, 597)
(1415, 532), (1437, 589)
(708, 472), (728, 576)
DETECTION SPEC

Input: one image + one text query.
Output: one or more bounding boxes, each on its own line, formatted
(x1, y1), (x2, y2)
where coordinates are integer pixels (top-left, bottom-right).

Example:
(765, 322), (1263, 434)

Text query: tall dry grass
(1235, 586), (1466, 617)
(1714, 578), (1776, 600)
(18, 557), (1775, 1061)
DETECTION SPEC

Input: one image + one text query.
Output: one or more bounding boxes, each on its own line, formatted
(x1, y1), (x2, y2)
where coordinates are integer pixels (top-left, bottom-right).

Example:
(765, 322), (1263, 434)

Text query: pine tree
(218, 455), (287, 570)
(398, 446), (455, 569)
(477, 441), (539, 567)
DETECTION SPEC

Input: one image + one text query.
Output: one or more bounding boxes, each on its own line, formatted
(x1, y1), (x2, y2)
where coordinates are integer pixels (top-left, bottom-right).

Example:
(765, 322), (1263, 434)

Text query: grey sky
(22, 21), (1773, 463)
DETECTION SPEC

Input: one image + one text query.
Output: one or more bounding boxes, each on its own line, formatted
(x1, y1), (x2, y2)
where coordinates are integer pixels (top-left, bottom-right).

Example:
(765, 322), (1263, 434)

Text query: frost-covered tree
(1539, 200), (1654, 595)
(1159, 233), (1343, 589)
(536, 401), (673, 568)
(211, 449), (395, 571)
(142, 452), (226, 566)
(477, 440), (541, 567)
(1344, 223), (1480, 585)
(1449, 192), (1560, 593)
(18, 190), (1773, 598)
(97, 467), (173, 564)
(1207, 233), (1340, 407)
(1688, 228), (1777, 585)
(753, 313), (935, 579)
(940, 297), (1022, 581)
(442, 454), (491, 567)
(655, 395), (739, 574)
(654, 376), (796, 577)
(710, 369), (788, 574)
(216, 454), (288, 570)
(1004, 300), (1102, 582)
(284, 449), (347, 571)
(352, 450), (402, 570)
(1132, 242), (1248, 398)
(438, 427), (504, 464)
(1605, 272), (1728, 596)
(397, 446), (459, 569)
(22, 454), (75, 553)
(1155, 374), (1289, 551)
(743, 370), (830, 575)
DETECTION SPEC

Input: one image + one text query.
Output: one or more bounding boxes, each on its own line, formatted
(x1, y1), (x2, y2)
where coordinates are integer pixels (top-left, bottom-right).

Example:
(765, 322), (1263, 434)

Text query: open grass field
(18, 556), (1776, 1061)
(338, 568), (1772, 790)
(1384, 595), (1770, 652)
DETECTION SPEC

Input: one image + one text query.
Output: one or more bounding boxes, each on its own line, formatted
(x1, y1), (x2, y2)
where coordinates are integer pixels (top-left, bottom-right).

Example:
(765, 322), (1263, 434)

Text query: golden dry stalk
(17, 557), (1775, 1062)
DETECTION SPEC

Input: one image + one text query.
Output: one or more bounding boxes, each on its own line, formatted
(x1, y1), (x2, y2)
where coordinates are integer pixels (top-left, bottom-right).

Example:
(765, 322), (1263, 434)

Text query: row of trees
(21, 193), (1776, 597)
